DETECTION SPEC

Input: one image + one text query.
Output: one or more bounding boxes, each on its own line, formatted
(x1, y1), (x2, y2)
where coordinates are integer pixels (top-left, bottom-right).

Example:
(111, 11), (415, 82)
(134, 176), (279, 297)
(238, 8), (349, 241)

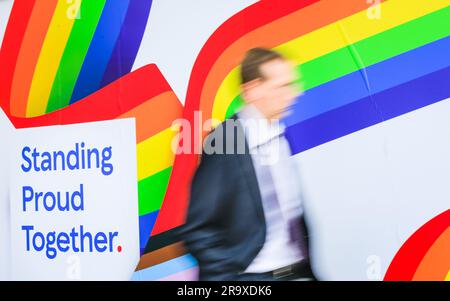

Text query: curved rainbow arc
(384, 210), (450, 281)
(152, 0), (450, 236)
(153, 0), (384, 234)
(5, 0), (153, 118)
(412, 227), (449, 280)
(215, 0), (450, 120)
(146, 0), (450, 276)
(152, 0), (321, 236)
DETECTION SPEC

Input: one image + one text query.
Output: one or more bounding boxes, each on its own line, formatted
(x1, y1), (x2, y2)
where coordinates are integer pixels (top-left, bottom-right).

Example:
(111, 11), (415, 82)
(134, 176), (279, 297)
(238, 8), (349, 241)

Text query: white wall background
(0, 0), (13, 47)
(296, 98), (450, 280)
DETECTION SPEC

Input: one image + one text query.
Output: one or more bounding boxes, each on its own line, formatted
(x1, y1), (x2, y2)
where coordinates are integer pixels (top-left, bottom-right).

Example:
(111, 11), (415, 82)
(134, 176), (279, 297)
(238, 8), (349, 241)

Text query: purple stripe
(285, 66), (450, 155)
(100, 0), (153, 87)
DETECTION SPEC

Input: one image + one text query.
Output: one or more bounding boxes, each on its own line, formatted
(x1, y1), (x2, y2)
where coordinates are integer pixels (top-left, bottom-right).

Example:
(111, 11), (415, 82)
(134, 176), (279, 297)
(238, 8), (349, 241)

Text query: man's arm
(180, 151), (237, 280)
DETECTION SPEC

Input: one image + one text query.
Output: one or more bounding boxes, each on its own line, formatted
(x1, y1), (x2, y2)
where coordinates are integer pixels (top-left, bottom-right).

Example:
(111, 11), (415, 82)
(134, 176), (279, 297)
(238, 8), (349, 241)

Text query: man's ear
(241, 79), (262, 104)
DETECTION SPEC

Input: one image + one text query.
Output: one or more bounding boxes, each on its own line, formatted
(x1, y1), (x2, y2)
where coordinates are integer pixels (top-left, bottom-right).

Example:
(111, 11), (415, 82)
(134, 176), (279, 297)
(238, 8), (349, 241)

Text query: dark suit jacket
(180, 114), (310, 281)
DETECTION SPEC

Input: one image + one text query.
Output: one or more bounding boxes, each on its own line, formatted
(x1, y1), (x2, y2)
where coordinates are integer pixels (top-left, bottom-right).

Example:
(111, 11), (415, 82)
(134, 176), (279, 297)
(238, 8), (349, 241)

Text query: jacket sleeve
(180, 151), (237, 280)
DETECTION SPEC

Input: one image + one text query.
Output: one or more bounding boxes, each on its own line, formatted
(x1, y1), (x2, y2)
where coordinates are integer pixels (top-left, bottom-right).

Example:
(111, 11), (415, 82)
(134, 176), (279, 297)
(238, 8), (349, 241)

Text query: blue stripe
(131, 254), (198, 281)
(70, 0), (131, 104)
(285, 66), (450, 155)
(283, 35), (450, 127)
(139, 210), (158, 253)
(101, 0), (153, 87)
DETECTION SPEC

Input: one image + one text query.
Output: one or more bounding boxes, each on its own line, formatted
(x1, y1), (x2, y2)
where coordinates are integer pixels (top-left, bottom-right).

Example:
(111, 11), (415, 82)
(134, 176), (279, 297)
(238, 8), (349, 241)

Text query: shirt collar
(237, 104), (286, 150)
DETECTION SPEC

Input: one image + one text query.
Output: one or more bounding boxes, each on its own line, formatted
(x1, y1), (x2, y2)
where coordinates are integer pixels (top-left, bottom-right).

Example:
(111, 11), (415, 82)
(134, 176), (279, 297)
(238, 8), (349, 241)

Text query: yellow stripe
(212, 0), (450, 122)
(26, 0), (81, 117)
(214, 69), (241, 121)
(136, 127), (176, 181)
(445, 270), (450, 281)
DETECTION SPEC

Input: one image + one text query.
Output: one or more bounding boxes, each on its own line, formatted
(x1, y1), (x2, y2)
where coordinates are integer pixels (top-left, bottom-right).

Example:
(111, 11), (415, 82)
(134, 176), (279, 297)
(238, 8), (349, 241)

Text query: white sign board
(1, 112), (139, 280)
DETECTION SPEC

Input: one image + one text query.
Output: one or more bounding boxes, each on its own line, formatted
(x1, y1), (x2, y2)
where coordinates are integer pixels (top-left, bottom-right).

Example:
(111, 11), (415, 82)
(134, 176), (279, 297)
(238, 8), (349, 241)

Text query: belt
(238, 260), (315, 280)
(271, 261), (313, 280)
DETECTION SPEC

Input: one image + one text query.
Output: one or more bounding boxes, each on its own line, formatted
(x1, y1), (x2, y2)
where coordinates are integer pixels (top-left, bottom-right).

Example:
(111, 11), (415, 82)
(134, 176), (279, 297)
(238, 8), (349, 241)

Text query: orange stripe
(198, 0), (385, 125)
(413, 227), (450, 281)
(10, 0), (57, 117)
(118, 91), (182, 143)
(135, 242), (187, 271)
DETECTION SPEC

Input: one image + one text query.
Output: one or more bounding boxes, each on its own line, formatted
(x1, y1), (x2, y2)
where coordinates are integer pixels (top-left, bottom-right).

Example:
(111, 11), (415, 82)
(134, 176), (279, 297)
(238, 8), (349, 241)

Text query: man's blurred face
(242, 58), (302, 121)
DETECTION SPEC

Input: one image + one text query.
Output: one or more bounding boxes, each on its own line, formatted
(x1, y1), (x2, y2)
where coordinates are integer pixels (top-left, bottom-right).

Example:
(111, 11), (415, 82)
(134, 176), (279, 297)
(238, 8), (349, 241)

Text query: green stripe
(226, 6), (450, 118)
(46, 0), (106, 113)
(138, 166), (172, 216)
(225, 96), (244, 118)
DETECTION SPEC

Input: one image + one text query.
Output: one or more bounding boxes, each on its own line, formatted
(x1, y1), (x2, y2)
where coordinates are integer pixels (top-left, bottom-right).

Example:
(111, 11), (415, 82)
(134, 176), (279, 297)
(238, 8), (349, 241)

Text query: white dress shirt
(238, 104), (305, 273)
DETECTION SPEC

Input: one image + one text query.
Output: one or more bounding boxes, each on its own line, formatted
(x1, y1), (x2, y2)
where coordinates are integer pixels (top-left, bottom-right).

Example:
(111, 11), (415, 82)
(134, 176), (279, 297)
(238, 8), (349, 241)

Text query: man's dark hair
(240, 47), (284, 84)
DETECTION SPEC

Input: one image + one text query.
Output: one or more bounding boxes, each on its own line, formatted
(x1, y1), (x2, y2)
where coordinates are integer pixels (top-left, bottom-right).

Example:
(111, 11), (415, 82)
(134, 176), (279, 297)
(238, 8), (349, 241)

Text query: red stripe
(152, 0), (320, 235)
(0, 0), (36, 115)
(8, 64), (172, 128)
(384, 210), (450, 281)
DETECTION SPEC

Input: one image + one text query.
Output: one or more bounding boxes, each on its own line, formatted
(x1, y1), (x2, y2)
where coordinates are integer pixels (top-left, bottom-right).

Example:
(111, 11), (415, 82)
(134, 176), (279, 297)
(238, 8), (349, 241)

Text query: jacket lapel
(230, 114), (266, 224)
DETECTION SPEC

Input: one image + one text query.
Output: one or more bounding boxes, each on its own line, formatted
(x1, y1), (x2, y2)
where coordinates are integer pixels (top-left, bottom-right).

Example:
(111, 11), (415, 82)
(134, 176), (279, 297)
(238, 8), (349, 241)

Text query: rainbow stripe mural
(385, 210), (450, 281)
(142, 0), (449, 279)
(153, 0), (450, 231)
(1, 0), (449, 280)
(0, 0), (181, 256)
(5, 0), (153, 118)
